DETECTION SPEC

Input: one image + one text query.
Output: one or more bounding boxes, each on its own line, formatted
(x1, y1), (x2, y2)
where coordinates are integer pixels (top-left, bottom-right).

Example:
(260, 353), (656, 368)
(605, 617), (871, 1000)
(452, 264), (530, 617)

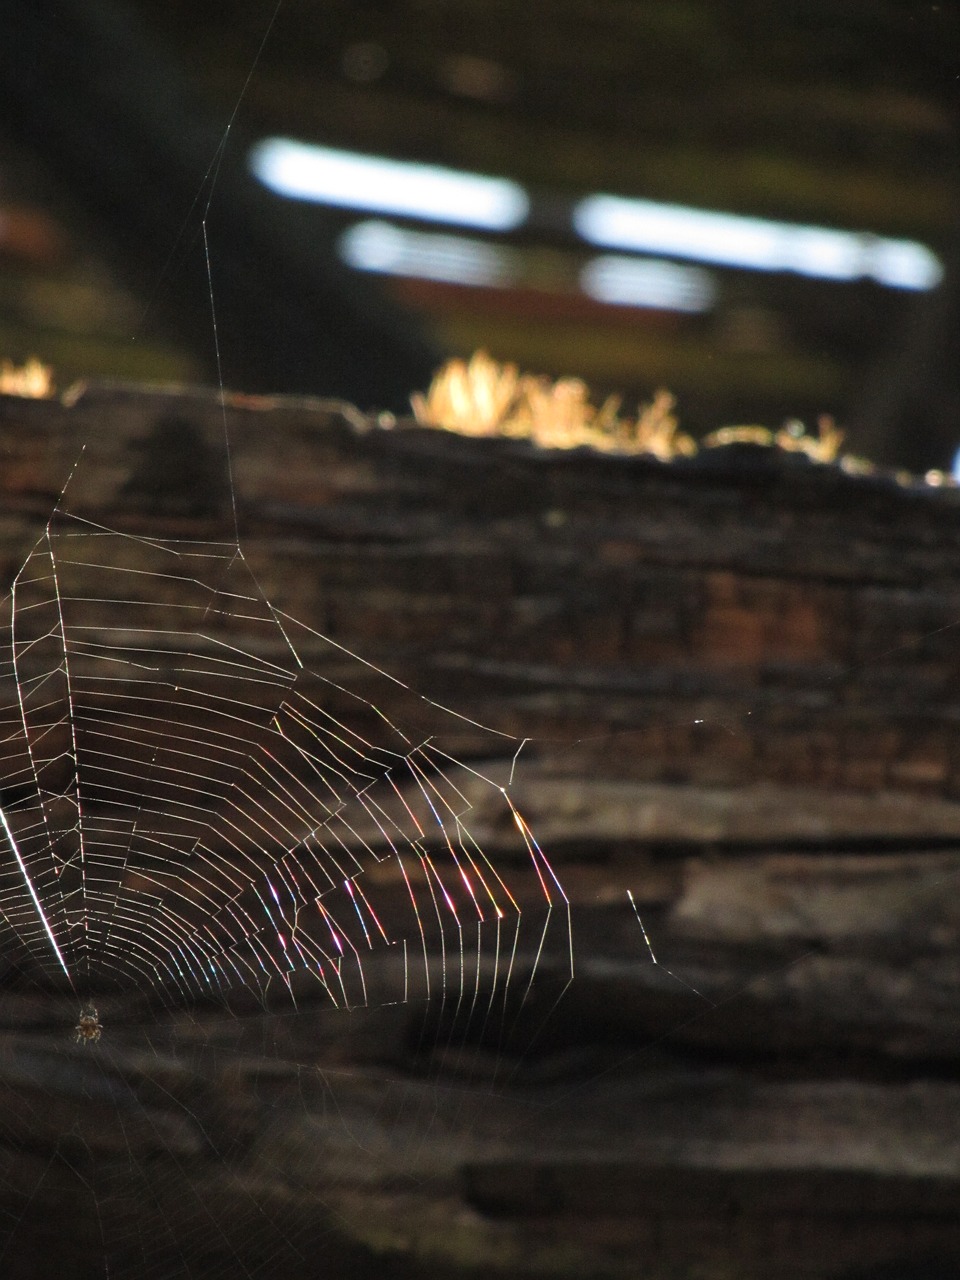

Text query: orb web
(0, 509), (569, 1016)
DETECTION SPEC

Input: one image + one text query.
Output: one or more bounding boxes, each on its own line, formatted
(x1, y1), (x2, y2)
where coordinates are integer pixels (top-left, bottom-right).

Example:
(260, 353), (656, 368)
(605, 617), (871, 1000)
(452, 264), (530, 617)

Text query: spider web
(0, 505), (570, 1018)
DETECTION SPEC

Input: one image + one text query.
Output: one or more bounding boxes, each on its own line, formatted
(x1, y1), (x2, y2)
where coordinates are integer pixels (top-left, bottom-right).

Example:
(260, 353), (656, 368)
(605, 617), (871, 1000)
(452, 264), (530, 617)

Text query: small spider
(75, 1005), (103, 1044)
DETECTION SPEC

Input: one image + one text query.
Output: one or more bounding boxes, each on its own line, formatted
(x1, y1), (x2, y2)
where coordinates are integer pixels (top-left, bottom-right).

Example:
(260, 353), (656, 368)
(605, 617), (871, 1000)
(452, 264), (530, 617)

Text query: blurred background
(1, 0), (958, 468)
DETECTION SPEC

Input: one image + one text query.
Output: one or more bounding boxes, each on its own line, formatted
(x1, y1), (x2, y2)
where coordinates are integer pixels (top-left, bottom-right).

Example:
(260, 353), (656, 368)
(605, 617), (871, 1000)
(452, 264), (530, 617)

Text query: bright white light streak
(340, 219), (514, 287)
(250, 138), (530, 230)
(0, 803), (72, 982)
(580, 254), (716, 312)
(574, 194), (943, 291)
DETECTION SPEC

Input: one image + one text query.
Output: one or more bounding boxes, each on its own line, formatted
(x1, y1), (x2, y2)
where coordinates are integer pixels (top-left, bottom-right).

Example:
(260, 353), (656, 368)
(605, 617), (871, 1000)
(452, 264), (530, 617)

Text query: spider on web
(75, 1005), (102, 1044)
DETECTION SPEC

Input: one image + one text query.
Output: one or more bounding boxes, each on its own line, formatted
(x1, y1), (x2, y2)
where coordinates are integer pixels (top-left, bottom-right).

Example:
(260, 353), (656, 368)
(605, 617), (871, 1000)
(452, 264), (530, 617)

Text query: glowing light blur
(574, 194), (943, 291)
(580, 255), (715, 312)
(341, 222), (718, 314)
(339, 219), (514, 286)
(250, 138), (529, 230)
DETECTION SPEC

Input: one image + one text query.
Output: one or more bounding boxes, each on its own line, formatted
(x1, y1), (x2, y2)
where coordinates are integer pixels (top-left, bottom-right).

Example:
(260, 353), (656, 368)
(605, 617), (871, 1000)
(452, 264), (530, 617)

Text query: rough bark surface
(2, 383), (960, 1279)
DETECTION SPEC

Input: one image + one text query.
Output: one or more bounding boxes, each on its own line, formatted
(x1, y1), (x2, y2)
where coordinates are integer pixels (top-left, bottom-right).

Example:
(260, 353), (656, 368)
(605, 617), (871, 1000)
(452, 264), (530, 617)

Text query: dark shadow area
(0, 0), (440, 410)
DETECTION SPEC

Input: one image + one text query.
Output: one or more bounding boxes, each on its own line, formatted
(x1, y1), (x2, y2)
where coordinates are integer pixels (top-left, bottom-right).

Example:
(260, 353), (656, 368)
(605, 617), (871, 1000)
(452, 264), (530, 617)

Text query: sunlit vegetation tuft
(0, 357), (53, 399)
(703, 416), (844, 463)
(412, 350), (849, 464)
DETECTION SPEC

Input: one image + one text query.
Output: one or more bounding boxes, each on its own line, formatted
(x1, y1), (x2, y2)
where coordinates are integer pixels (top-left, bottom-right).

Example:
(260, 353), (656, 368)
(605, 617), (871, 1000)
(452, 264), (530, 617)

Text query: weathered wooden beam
(4, 381), (960, 1279)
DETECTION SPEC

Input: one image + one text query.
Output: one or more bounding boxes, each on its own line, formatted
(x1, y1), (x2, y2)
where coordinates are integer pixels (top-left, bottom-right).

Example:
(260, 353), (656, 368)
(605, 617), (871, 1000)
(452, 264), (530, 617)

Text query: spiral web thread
(0, 510), (570, 1016)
